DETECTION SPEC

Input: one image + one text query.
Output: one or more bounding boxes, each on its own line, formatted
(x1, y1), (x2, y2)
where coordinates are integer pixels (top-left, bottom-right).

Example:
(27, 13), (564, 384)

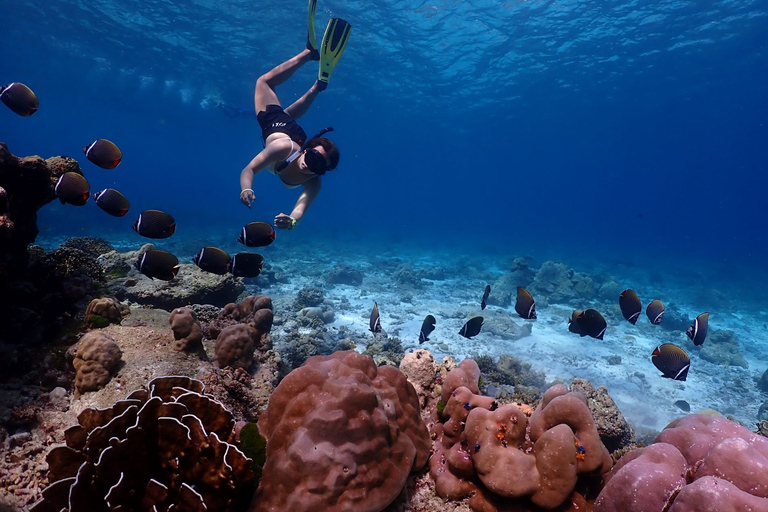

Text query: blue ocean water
(2, 3), (767, 322)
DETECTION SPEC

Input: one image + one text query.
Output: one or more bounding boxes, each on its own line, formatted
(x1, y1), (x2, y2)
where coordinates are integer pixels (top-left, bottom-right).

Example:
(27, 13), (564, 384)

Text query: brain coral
(70, 331), (122, 394)
(251, 350), (430, 512)
(32, 375), (254, 512)
(594, 414), (768, 512)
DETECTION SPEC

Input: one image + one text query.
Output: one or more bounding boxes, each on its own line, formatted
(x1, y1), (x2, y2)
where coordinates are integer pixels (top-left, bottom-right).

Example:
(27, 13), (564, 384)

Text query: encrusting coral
(594, 414), (768, 511)
(169, 306), (204, 353)
(251, 350), (431, 512)
(429, 359), (612, 511)
(68, 331), (123, 394)
(31, 375), (254, 512)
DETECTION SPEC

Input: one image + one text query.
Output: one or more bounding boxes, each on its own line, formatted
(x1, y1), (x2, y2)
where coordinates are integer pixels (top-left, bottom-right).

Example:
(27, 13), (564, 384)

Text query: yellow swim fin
(317, 18), (352, 91)
(306, 0), (319, 60)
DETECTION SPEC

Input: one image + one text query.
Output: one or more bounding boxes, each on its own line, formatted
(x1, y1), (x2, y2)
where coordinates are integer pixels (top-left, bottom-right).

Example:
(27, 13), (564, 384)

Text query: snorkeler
(239, 0), (351, 230)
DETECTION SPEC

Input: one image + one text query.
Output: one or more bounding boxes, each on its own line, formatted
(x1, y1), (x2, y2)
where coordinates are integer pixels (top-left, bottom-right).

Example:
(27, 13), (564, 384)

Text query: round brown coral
(32, 375), (254, 512)
(169, 307), (204, 353)
(215, 324), (257, 370)
(71, 331), (122, 393)
(85, 297), (125, 328)
(251, 350), (430, 512)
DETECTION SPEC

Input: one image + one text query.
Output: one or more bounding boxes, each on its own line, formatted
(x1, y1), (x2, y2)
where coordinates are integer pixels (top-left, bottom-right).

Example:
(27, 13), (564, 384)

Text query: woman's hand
(240, 188), (255, 208)
(275, 213), (297, 230)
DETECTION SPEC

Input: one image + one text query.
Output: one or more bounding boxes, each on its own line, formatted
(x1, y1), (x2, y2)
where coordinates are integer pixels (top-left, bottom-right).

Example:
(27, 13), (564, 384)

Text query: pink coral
(251, 350), (430, 512)
(429, 360), (611, 512)
(595, 414), (768, 511)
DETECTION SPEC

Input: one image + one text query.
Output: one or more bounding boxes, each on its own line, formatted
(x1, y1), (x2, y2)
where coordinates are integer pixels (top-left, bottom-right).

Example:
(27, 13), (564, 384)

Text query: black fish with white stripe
(93, 188), (130, 217)
(652, 343), (690, 381)
(419, 315), (436, 343)
(237, 222), (275, 247)
(133, 210), (176, 239)
(0, 82), (38, 116)
(619, 289), (642, 325)
(481, 285), (491, 310)
(572, 309), (607, 340)
(459, 316), (483, 339)
(228, 253), (264, 278)
(514, 287), (537, 320)
(54, 172), (90, 206)
(135, 250), (179, 281)
(83, 139), (123, 169)
(370, 302), (381, 333)
(646, 299), (665, 325)
(192, 247), (231, 275)
(686, 312), (710, 346)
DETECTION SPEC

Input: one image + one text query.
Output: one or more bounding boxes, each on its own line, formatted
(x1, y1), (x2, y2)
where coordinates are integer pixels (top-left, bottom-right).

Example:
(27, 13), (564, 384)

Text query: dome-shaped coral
(70, 331), (123, 394)
(251, 350), (430, 512)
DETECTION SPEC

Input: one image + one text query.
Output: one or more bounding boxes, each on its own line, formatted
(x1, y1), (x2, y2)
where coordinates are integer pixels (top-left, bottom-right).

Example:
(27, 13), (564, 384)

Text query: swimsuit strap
(275, 137), (300, 174)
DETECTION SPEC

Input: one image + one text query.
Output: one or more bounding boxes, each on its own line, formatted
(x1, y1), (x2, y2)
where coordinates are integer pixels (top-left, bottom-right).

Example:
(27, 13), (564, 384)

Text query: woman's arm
(275, 177), (322, 229)
(239, 141), (291, 207)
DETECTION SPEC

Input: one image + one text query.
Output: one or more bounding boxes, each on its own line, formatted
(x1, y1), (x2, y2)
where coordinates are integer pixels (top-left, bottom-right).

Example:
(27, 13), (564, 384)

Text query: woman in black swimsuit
(238, 1), (350, 230)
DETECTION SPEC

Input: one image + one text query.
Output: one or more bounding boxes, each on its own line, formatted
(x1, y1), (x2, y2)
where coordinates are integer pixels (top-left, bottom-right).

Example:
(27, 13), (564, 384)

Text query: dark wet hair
(306, 137), (339, 170)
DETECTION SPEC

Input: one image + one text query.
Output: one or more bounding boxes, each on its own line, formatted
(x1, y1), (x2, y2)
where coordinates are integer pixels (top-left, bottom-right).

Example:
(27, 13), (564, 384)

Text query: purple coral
(595, 414), (768, 511)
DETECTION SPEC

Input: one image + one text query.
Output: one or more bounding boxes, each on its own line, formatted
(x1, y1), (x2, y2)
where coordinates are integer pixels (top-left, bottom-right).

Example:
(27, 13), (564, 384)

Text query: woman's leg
(284, 81), (322, 120)
(254, 48), (317, 114)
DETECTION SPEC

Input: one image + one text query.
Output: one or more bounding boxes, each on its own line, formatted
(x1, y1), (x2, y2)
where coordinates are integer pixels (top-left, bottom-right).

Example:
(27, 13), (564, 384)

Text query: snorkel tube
(274, 126), (334, 173)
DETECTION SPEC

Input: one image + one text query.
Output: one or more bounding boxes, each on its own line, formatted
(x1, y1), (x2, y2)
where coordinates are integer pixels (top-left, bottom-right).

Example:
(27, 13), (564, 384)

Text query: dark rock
(758, 368), (768, 393)
(570, 378), (635, 452)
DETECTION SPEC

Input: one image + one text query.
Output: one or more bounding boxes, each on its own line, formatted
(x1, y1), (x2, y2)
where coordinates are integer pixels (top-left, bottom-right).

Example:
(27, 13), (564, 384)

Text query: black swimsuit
(256, 104), (308, 147)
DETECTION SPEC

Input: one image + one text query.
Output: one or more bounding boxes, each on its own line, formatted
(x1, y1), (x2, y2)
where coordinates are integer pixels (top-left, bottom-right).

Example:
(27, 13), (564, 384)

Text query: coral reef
(68, 331), (123, 394)
(251, 350), (430, 512)
(212, 296), (274, 370)
(298, 304), (335, 324)
(168, 307), (204, 354)
(363, 335), (405, 367)
(31, 375), (254, 512)
(0, 143), (77, 280)
(488, 258), (537, 308)
(292, 286), (325, 309)
(595, 414), (768, 511)
(209, 295), (274, 339)
(475, 353), (546, 391)
(528, 260), (596, 305)
(85, 296), (128, 328)
(429, 359), (612, 511)
(61, 236), (115, 259)
(323, 264), (364, 285)
(0, 186), (12, 241)
(698, 329), (747, 368)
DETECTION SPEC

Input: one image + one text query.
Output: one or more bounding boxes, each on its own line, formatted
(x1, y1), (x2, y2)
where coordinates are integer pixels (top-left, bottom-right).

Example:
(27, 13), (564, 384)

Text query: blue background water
(2, 0), (767, 300)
